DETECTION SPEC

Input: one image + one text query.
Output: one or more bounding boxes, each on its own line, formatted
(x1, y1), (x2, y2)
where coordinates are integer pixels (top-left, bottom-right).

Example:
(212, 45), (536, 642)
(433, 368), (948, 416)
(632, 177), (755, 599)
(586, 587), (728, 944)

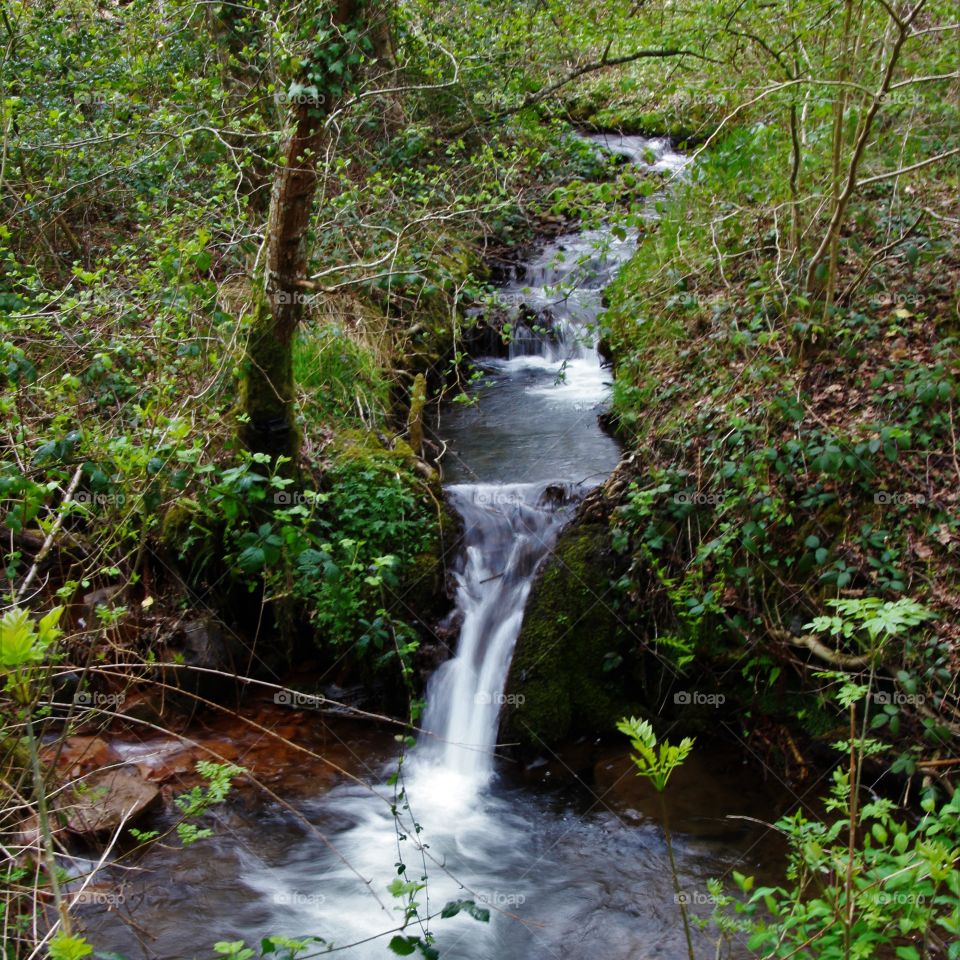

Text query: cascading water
(416, 482), (579, 784)
(411, 135), (650, 786)
(410, 131), (690, 789)
(81, 135), (780, 960)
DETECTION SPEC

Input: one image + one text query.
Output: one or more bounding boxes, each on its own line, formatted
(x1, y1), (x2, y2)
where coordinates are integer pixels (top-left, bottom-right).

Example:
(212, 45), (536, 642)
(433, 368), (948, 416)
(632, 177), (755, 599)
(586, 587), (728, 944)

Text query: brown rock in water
(62, 768), (160, 836)
(44, 736), (120, 779)
(115, 688), (175, 727)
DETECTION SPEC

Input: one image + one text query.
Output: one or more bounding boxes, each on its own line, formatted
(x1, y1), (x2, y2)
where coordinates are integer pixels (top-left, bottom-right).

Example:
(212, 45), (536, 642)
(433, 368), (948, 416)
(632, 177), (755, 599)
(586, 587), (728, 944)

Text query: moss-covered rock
(502, 522), (638, 747)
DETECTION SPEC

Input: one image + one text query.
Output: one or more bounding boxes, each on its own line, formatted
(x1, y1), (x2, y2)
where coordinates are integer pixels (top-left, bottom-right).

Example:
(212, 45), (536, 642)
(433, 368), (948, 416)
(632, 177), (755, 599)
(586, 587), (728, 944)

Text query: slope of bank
(505, 123), (960, 791)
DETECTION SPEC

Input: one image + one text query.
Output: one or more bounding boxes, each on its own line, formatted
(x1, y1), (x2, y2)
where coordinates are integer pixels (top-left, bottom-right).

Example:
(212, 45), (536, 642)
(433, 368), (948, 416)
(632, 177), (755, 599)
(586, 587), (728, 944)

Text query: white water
(415, 482), (580, 786)
(411, 132), (686, 791)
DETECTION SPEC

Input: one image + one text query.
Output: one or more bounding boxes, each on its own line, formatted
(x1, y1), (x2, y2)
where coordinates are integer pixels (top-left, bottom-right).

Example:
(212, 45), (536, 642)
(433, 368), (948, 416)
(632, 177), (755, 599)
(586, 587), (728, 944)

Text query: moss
(327, 427), (418, 471)
(503, 523), (638, 747)
(238, 297), (300, 463)
(406, 373), (427, 456)
(392, 498), (461, 623)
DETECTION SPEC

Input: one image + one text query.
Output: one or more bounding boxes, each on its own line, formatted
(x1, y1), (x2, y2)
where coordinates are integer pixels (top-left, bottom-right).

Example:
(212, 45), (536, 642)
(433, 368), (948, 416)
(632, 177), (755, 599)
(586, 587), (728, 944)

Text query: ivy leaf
(387, 936), (417, 956)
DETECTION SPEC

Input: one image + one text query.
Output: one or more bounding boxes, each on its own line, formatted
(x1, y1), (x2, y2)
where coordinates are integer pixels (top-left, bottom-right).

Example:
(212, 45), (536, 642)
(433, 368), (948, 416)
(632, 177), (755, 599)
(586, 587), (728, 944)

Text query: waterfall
(417, 482), (580, 784)
(86, 136), (717, 960)
(413, 132), (676, 791)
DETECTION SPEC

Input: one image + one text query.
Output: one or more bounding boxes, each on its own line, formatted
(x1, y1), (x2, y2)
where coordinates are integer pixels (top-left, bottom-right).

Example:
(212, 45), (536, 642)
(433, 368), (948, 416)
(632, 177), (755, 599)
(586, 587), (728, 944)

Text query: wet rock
(123, 737), (239, 784)
(161, 616), (246, 698)
(502, 523), (638, 747)
(80, 586), (124, 629)
(63, 768), (160, 836)
(14, 815), (44, 847)
(181, 618), (233, 671)
(115, 688), (176, 727)
(44, 736), (120, 779)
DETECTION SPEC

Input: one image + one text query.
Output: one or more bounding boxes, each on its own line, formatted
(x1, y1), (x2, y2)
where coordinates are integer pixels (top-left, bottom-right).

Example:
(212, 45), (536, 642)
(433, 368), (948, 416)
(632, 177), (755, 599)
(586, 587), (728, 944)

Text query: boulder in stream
(502, 522), (639, 746)
(62, 768), (160, 837)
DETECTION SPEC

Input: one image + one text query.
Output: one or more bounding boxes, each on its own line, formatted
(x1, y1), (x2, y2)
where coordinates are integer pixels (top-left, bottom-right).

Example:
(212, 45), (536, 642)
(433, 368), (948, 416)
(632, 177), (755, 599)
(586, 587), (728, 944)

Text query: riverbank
(500, 124), (959, 800)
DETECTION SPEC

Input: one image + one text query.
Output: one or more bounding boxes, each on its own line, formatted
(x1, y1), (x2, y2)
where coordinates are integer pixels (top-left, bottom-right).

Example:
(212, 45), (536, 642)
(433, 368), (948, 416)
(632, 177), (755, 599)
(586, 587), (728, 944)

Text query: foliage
(603, 95), (959, 759)
(0, 0), (958, 957)
(619, 716), (697, 960)
(617, 716), (694, 792)
(714, 676), (960, 960)
(805, 598), (935, 650)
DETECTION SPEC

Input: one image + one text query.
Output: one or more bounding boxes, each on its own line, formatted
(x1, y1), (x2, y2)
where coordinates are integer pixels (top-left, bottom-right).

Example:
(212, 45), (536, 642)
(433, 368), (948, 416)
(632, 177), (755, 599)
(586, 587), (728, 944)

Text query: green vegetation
(600, 92), (959, 775)
(619, 717), (697, 960)
(1, 0), (958, 956)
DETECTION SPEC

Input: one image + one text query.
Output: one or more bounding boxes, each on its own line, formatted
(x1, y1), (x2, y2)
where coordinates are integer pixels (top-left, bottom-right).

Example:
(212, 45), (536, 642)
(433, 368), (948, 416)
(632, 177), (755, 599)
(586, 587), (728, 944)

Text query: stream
(80, 135), (787, 960)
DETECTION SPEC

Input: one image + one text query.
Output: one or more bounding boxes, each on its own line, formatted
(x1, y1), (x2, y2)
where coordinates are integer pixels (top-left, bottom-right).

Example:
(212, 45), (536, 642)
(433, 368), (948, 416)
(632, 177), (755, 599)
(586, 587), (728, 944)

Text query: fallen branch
(769, 625), (872, 668)
(14, 464), (85, 604)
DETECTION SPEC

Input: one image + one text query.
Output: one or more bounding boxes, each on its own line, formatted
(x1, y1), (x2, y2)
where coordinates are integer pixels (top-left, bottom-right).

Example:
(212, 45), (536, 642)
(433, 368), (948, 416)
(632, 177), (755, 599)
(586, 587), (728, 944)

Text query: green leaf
(387, 936), (417, 956)
(49, 935), (94, 960)
(236, 546), (266, 573)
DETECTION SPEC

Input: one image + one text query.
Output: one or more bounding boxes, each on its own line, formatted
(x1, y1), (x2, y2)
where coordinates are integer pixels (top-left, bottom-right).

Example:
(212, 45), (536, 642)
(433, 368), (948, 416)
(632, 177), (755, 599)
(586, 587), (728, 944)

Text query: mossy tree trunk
(239, 0), (363, 463)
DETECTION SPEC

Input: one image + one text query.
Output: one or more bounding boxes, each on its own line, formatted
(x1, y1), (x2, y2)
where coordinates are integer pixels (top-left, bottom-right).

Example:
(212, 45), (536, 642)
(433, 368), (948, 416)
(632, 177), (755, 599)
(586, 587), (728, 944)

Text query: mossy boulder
(502, 522), (638, 747)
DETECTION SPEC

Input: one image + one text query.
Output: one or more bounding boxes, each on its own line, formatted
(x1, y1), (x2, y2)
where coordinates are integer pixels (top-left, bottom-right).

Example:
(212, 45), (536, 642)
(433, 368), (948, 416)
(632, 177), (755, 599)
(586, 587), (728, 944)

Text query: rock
(161, 616), (245, 697)
(63, 768), (160, 836)
(115, 688), (175, 727)
(80, 586), (124, 629)
(43, 737), (120, 779)
(181, 618), (231, 670)
(15, 815), (43, 847)
(502, 523), (639, 747)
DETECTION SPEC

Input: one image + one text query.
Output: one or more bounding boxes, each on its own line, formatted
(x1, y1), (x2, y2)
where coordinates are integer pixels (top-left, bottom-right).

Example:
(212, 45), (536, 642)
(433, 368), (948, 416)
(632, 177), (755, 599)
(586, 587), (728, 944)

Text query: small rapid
(410, 132), (672, 789)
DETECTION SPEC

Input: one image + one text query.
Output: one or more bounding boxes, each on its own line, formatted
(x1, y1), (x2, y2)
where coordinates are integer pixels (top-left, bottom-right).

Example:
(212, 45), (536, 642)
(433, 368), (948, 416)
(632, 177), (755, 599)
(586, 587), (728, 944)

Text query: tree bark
(240, 0), (361, 463)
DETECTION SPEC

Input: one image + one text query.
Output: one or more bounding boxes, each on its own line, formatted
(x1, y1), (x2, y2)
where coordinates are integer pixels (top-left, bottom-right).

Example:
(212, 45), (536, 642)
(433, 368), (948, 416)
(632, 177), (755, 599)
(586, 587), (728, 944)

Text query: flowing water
(80, 136), (788, 960)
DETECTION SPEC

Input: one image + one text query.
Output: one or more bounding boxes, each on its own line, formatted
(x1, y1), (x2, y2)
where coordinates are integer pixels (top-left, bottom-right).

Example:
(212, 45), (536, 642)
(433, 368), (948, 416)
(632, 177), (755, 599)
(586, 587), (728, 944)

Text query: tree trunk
(239, 0), (360, 463)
